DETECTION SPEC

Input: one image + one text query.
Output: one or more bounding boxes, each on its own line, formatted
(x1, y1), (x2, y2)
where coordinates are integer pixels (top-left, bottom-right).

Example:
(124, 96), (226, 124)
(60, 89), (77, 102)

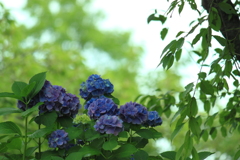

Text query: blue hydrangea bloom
(17, 96), (39, 111)
(38, 81), (81, 118)
(94, 115), (123, 136)
(143, 111), (162, 127)
(48, 129), (70, 149)
(79, 74), (114, 100)
(119, 102), (148, 124)
(84, 95), (105, 109)
(88, 97), (119, 120)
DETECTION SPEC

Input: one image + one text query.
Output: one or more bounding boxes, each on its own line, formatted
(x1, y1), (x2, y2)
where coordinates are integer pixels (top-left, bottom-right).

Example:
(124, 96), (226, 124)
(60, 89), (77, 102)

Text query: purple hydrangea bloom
(79, 74), (114, 100)
(119, 102), (148, 125)
(88, 97), (119, 120)
(94, 115), (123, 136)
(143, 111), (162, 127)
(38, 81), (81, 118)
(48, 129), (70, 149)
(84, 95), (105, 109)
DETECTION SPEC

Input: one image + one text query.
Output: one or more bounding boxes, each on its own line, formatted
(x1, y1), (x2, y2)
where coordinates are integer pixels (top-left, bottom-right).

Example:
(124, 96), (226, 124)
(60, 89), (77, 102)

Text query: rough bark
(202, 0), (240, 61)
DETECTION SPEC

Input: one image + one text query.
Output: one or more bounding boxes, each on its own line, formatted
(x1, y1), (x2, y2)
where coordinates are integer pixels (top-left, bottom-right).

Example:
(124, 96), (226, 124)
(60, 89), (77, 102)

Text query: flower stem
(23, 115), (28, 160)
(38, 124), (41, 159)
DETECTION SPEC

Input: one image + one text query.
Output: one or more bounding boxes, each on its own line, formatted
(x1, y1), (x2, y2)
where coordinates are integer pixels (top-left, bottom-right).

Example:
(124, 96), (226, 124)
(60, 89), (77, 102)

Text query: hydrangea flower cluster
(143, 111), (162, 127)
(48, 129), (70, 149)
(73, 114), (91, 124)
(17, 80), (81, 118)
(88, 97), (119, 120)
(84, 95), (105, 109)
(119, 102), (148, 125)
(79, 74), (114, 100)
(94, 115), (124, 136)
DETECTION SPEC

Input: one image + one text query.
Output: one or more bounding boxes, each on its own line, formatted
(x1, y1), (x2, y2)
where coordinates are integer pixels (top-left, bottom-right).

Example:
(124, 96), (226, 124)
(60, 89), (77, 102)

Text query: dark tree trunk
(202, 0), (240, 61)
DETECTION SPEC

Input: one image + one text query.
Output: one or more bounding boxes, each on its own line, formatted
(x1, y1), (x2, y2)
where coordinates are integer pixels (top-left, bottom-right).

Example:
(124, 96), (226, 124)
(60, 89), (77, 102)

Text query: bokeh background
(0, 0), (239, 159)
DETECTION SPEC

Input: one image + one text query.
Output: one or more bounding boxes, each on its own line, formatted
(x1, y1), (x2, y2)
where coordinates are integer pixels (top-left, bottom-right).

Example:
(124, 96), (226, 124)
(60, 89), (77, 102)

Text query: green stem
(23, 115), (28, 160)
(38, 124), (41, 159)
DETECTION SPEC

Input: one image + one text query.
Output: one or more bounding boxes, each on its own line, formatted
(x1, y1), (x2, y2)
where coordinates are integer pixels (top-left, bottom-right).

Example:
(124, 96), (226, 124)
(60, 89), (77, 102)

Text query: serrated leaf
(29, 72), (46, 97)
(103, 139), (118, 150)
(28, 127), (53, 138)
(0, 121), (22, 136)
(114, 144), (137, 158)
(0, 108), (22, 116)
(11, 81), (28, 96)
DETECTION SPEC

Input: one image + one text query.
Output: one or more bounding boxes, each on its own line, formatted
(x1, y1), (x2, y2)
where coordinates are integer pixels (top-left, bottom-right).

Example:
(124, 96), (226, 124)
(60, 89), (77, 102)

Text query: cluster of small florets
(73, 114), (91, 124)
(88, 97), (119, 120)
(79, 74), (114, 100)
(80, 74), (163, 136)
(48, 129), (70, 149)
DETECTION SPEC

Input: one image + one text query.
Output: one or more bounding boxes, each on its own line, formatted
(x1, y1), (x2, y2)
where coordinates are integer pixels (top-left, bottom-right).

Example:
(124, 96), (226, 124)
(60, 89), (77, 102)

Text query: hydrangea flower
(119, 102), (148, 125)
(17, 96), (39, 111)
(48, 129), (70, 149)
(88, 97), (119, 120)
(73, 114), (91, 124)
(79, 74), (114, 100)
(38, 81), (81, 118)
(84, 95), (105, 109)
(143, 111), (162, 127)
(94, 115), (123, 136)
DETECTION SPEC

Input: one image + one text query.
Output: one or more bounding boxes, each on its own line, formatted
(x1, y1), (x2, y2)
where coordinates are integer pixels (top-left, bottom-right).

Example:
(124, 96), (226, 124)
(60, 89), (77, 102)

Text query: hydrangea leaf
(0, 121), (22, 136)
(160, 151), (176, 160)
(0, 108), (22, 116)
(136, 128), (162, 139)
(65, 126), (83, 140)
(114, 144), (137, 158)
(21, 102), (43, 117)
(133, 150), (149, 160)
(103, 139), (118, 151)
(11, 81), (28, 96)
(0, 92), (22, 100)
(29, 72), (46, 97)
(34, 112), (58, 127)
(28, 127), (53, 138)
(6, 137), (22, 150)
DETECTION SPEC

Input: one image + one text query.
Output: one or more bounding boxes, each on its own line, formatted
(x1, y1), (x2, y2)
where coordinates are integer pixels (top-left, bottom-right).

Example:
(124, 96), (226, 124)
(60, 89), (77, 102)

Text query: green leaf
(0, 121), (22, 136)
(22, 81), (36, 98)
(0, 143), (8, 153)
(29, 72), (46, 97)
(181, 82), (194, 98)
(160, 151), (176, 160)
(11, 81), (28, 96)
(65, 126), (83, 140)
(189, 117), (201, 137)
(35, 112), (58, 127)
(118, 131), (128, 138)
(160, 28), (168, 40)
(201, 129), (208, 142)
(114, 144), (137, 158)
(210, 127), (217, 139)
(189, 97), (198, 116)
(134, 137), (148, 148)
(6, 137), (22, 150)
(192, 147), (199, 160)
(0, 108), (22, 116)
(213, 35), (226, 46)
(161, 40), (177, 56)
(66, 152), (83, 160)
(220, 126), (227, 137)
(171, 123), (185, 142)
(209, 7), (221, 31)
(183, 131), (193, 157)
(198, 151), (214, 160)
(57, 116), (73, 128)
(176, 31), (185, 38)
(21, 102), (43, 117)
(136, 128), (162, 139)
(234, 150), (240, 160)
(133, 150), (149, 160)
(26, 147), (38, 157)
(79, 146), (101, 157)
(147, 14), (166, 24)
(103, 139), (118, 150)
(200, 80), (214, 95)
(0, 92), (22, 100)
(176, 37), (185, 50)
(204, 100), (211, 114)
(175, 49), (182, 61)
(218, 2), (236, 14)
(28, 127), (53, 138)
